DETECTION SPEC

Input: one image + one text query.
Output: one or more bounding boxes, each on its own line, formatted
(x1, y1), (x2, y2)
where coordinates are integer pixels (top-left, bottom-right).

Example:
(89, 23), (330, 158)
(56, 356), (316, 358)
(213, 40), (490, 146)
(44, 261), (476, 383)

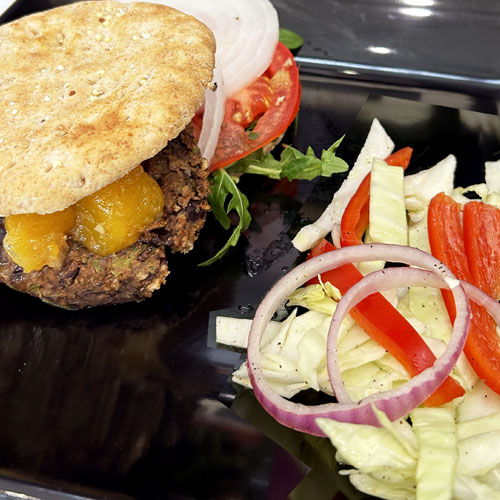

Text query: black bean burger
(0, 1), (216, 308)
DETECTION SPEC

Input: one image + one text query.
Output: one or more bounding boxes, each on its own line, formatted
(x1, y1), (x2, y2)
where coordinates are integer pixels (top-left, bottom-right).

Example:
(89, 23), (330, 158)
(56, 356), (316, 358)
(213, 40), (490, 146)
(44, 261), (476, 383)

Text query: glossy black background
(0, 2), (500, 500)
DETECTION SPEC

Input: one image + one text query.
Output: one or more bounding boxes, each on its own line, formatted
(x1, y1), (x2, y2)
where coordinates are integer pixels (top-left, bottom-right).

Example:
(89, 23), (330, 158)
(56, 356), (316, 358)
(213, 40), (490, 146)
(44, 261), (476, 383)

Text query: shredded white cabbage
(368, 158), (408, 247)
(404, 154), (456, 223)
(292, 118), (394, 251)
(361, 156), (408, 273)
(317, 395), (500, 500)
(216, 119), (500, 499)
(485, 160), (500, 194)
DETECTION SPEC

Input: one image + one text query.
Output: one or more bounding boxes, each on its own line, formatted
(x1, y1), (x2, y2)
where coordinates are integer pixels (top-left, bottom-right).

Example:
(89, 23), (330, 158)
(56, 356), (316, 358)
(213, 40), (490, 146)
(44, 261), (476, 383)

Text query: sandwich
(0, 1), (216, 308)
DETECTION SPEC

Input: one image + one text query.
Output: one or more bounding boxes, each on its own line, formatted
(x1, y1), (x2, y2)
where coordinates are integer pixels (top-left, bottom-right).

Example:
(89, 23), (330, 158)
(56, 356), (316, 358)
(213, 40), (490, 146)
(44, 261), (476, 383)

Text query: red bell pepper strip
(339, 175), (371, 247)
(307, 238), (464, 406)
(463, 201), (500, 299)
(340, 147), (413, 247)
(428, 193), (500, 395)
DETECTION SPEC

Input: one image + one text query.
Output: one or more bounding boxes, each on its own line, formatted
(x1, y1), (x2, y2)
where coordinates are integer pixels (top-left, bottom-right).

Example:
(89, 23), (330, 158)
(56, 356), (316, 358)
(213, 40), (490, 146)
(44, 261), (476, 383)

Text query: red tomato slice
(209, 42), (301, 171)
(230, 75), (274, 127)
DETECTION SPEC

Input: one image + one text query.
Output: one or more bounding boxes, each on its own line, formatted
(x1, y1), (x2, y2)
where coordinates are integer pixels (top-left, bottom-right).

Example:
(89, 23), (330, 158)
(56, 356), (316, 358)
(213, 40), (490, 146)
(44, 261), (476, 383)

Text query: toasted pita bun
(0, 1), (215, 215)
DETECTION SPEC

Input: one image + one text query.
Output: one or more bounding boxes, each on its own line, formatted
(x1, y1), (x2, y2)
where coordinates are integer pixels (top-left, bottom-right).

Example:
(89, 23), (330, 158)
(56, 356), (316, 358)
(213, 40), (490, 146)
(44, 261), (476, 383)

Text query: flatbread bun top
(0, 1), (215, 216)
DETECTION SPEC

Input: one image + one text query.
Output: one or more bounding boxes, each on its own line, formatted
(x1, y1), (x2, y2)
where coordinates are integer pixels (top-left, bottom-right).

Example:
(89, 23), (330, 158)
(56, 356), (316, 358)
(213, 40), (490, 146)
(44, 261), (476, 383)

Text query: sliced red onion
(247, 244), (471, 436)
(198, 57), (224, 162)
(327, 267), (500, 404)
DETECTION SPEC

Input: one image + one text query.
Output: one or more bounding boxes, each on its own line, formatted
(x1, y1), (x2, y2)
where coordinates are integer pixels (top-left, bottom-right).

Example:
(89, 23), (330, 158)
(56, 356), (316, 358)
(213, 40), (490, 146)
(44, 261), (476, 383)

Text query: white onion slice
(247, 244), (471, 436)
(198, 56), (225, 162)
(146, 0), (279, 98)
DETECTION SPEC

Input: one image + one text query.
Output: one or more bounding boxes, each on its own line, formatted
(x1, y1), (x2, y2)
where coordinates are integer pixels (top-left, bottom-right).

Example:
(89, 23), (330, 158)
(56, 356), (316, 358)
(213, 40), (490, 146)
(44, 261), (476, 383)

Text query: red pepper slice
(307, 238), (464, 406)
(463, 201), (500, 299)
(340, 147), (413, 247)
(428, 193), (470, 297)
(339, 175), (371, 247)
(428, 193), (500, 395)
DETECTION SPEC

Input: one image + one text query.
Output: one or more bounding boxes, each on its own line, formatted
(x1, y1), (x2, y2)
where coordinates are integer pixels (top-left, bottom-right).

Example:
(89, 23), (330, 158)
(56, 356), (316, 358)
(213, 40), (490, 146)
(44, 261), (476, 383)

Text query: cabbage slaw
(216, 120), (500, 499)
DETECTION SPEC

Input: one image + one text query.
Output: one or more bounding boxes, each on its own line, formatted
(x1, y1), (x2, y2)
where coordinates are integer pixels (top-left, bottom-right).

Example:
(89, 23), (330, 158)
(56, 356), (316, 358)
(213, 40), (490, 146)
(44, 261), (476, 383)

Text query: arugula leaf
(203, 137), (348, 265)
(320, 135), (349, 176)
(226, 137), (348, 181)
(280, 146), (321, 180)
(199, 169), (251, 267)
(225, 149), (282, 179)
(279, 28), (304, 50)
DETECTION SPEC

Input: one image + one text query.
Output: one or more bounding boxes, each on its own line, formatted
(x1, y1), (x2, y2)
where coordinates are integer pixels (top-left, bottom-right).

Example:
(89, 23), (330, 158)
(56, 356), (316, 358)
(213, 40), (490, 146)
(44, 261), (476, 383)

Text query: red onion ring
(328, 267), (500, 404)
(247, 244), (471, 436)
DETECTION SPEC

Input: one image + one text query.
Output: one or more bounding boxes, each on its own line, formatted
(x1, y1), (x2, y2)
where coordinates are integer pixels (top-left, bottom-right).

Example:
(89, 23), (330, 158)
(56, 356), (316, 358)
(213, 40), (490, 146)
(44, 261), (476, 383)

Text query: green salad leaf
(279, 28), (304, 50)
(226, 137), (348, 181)
(203, 138), (347, 265)
(199, 169), (251, 267)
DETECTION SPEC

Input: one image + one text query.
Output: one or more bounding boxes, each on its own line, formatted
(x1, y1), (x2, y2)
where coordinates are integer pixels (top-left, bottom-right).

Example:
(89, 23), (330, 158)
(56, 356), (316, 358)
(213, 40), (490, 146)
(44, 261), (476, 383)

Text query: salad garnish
(199, 169), (251, 266)
(216, 118), (500, 499)
(278, 28), (304, 50)
(201, 139), (348, 265)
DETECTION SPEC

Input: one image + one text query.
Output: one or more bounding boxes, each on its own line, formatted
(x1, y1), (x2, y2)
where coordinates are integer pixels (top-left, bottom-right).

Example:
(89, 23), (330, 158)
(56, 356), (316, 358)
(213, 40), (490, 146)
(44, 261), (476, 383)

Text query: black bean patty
(0, 126), (210, 309)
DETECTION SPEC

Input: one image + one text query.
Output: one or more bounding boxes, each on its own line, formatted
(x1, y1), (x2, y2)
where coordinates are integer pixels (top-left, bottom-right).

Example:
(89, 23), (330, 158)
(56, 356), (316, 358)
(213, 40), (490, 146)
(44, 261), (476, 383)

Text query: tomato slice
(428, 193), (500, 395)
(230, 75), (274, 128)
(209, 42), (301, 171)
